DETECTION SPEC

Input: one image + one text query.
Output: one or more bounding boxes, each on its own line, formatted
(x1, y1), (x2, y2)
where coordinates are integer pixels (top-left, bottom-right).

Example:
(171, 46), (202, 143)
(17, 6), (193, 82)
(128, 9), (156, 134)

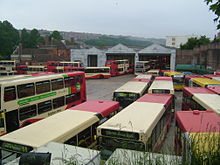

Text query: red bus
(204, 74), (220, 79)
(105, 60), (117, 77)
(208, 86), (220, 95)
(214, 71), (220, 75)
(47, 61), (83, 72)
(69, 100), (119, 124)
(175, 111), (220, 164)
(182, 87), (216, 110)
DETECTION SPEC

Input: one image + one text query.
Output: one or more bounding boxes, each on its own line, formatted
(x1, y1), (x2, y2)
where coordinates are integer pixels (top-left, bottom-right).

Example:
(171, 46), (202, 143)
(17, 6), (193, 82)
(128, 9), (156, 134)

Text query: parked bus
(0, 110), (100, 164)
(97, 94), (174, 159)
(164, 71), (185, 90)
(175, 111), (220, 164)
(146, 69), (160, 77)
(134, 61), (150, 75)
(0, 71), (15, 76)
(135, 74), (153, 80)
(85, 67), (111, 79)
(113, 77), (152, 108)
(207, 86), (220, 95)
(46, 61), (83, 72)
(182, 87), (216, 110)
(148, 77), (174, 95)
(69, 100), (119, 124)
(212, 76), (220, 82)
(191, 77), (220, 87)
(0, 72), (86, 135)
(184, 75), (204, 87)
(105, 60), (117, 77)
(0, 61), (16, 73)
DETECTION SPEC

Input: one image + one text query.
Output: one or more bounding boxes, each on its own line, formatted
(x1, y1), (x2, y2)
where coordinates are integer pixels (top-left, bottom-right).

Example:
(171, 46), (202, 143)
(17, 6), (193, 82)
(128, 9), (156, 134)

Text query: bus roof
(114, 81), (149, 94)
(176, 111), (220, 133)
(204, 74), (220, 78)
(148, 80), (174, 92)
(155, 76), (172, 81)
(69, 100), (119, 118)
(85, 67), (110, 69)
(136, 94), (173, 106)
(207, 87), (220, 94)
(0, 75), (32, 82)
(183, 87), (216, 96)
(129, 78), (151, 82)
(192, 94), (220, 116)
(98, 102), (165, 136)
(212, 77), (220, 81)
(164, 71), (184, 76)
(191, 78), (220, 87)
(135, 74), (152, 80)
(0, 111), (99, 148)
(27, 65), (45, 68)
(185, 75), (204, 79)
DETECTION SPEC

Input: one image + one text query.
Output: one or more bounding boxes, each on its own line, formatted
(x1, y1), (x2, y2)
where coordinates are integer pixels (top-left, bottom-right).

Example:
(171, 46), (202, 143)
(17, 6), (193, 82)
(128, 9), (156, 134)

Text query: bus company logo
(17, 92), (57, 105)
(76, 83), (81, 91)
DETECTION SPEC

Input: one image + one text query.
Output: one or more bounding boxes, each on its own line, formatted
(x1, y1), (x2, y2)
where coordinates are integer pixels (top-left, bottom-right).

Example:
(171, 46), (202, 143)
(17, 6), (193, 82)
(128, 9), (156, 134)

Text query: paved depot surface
(86, 74), (183, 155)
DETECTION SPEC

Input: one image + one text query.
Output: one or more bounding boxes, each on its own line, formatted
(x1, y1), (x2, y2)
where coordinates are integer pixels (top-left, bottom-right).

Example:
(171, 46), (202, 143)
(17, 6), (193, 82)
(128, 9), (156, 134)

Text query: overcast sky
(0, 0), (218, 39)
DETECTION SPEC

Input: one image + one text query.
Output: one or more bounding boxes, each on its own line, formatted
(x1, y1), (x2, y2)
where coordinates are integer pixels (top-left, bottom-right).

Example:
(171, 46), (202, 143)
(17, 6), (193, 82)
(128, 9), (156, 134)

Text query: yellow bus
(191, 77), (220, 87)
(0, 110), (100, 164)
(98, 94), (174, 159)
(148, 77), (174, 95)
(0, 72), (86, 135)
(164, 71), (185, 90)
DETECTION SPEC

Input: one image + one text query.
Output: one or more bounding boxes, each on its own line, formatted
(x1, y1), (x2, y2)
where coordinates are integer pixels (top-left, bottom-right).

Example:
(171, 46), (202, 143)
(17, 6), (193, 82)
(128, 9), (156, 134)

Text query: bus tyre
(99, 75), (104, 79)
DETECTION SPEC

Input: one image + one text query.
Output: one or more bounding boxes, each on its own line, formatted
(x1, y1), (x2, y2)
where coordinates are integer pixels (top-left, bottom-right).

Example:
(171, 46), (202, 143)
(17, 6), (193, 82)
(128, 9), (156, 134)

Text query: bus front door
(5, 110), (19, 133)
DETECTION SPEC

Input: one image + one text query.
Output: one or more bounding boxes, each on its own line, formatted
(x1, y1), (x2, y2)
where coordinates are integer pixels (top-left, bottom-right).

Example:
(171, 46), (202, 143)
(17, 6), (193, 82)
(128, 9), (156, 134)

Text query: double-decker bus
(134, 61), (150, 75)
(16, 65), (47, 74)
(148, 77), (174, 95)
(97, 94), (174, 159)
(116, 59), (129, 74)
(105, 60), (117, 77)
(0, 71), (15, 76)
(0, 110), (100, 164)
(46, 61), (83, 72)
(175, 111), (220, 164)
(146, 69), (160, 77)
(163, 71), (185, 90)
(0, 61), (16, 73)
(182, 87), (216, 110)
(85, 67), (111, 79)
(113, 77), (152, 108)
(69, 100), (119, 124)
(0, 72), (86, 135)
(191, 77), (220, 87)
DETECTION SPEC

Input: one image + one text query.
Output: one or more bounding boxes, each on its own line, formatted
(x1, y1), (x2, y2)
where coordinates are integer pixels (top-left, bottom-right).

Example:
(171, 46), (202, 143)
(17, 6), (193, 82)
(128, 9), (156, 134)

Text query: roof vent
(193, 110), (200, 115)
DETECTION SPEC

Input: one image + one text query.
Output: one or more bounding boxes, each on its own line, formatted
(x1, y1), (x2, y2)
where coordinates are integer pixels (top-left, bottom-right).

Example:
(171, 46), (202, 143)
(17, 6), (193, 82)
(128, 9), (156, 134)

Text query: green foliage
(84, 36), (152, 47)
(205, 0), (220, 29)
(50, 30), (63, 40)
(180, 36), (210, 50)
(0, 20), (19, 59)
(20, 28), (45, 48)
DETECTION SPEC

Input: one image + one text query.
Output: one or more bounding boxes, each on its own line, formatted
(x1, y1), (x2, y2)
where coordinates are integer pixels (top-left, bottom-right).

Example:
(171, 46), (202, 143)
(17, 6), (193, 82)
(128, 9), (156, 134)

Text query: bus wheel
(99, 75), (104, 79)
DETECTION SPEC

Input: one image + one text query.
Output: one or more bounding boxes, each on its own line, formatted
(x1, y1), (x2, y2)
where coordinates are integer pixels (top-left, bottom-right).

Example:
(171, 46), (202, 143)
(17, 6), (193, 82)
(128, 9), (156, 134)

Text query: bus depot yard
(0, 70), (220, 164)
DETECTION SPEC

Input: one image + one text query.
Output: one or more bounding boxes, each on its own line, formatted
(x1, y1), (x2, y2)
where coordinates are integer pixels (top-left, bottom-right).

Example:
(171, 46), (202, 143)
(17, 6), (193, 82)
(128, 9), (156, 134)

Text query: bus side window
(65, 94), (76, 104)
(75, 75), (83, 84)
(64, 76), (75, 87)
(17, 83), (35, 99)
(38, 100), (52, 114)
(51, 78), (64, 90)
(53, 96), (65, 109)
(36, 80), (50, 94)
(4, 86), (16, 102)
(19, 105), (37, 121)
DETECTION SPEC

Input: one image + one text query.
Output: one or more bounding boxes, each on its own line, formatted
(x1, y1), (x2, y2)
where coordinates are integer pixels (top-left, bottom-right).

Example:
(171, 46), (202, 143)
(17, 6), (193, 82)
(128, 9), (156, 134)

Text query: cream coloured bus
(0, 110), (99, 164)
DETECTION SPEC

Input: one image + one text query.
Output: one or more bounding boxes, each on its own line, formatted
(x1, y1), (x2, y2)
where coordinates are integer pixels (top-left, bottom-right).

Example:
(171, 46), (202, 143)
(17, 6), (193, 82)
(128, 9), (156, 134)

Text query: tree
(0, 20), (19, 59)
(50, 30), (63, 40)
(205, 0), (220, 29)
(180, 36), (210, 50)
(20, 28), (30, 48)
